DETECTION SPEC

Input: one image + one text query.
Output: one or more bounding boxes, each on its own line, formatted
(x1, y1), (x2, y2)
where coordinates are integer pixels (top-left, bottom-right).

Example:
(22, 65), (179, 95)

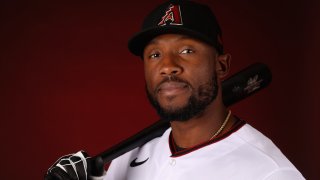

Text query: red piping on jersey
(169, 118), (246, 157)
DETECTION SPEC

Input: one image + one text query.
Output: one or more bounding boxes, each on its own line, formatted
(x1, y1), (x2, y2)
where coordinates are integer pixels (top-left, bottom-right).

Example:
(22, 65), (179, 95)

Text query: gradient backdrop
(0, 0), (319, 179)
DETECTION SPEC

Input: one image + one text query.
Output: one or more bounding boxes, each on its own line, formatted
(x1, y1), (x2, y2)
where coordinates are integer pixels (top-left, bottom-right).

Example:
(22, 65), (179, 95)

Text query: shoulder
(230, 124), (305, 179)
(262, 168), (305, 180)
(232, 124), (291, 166)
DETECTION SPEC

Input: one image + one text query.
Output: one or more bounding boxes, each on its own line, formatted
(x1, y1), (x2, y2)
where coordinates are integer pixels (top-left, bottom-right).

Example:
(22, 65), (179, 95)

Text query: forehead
(146, 34), (203, 46)
(143, 33), (217, 56)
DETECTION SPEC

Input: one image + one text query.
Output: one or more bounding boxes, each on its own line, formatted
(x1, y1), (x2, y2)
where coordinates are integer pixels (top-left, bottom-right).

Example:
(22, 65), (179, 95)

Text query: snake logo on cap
(158, 4), (183, 26)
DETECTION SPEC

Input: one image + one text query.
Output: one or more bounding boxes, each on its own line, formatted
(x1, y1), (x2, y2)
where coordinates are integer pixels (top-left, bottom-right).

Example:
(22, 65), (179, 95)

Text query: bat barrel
(222, 63), (272, 106)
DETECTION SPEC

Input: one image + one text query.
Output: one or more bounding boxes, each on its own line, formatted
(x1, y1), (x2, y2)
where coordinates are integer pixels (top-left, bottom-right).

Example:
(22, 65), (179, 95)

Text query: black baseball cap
(128, 0), (224, 57)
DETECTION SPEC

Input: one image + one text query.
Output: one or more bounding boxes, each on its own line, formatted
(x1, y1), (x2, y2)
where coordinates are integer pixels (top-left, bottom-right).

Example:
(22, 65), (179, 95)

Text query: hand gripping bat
(88, 62), (272, 176)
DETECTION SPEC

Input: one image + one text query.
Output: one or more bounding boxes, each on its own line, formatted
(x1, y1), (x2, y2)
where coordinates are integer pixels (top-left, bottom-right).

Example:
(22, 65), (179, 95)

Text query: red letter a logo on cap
(158, 4), (183, 26)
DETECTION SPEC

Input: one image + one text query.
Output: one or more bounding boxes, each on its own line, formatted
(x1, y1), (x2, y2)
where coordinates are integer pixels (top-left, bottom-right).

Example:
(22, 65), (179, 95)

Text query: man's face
(143, 34), (219, 121)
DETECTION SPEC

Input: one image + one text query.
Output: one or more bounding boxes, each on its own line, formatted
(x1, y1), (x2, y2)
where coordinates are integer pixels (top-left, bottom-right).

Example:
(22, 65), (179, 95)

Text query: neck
(170, 96), (235, 148)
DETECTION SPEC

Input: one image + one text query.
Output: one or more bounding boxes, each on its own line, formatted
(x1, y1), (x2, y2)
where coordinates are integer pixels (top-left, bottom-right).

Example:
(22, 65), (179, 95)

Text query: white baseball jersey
(103, 120), (304, 180)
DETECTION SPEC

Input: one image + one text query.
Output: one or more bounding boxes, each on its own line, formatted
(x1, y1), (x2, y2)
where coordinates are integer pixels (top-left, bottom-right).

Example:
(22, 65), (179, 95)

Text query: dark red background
(0, 0), (319, 179)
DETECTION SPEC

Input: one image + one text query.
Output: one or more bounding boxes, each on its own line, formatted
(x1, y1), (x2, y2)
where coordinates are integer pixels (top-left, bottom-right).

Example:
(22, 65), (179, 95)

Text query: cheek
(189, 53), (215, 73)
(144, 66), (157, 92)
(190, 64), (215, 83)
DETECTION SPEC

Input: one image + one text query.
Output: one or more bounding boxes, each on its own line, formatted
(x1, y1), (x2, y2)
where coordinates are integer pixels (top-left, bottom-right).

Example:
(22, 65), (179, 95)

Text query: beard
(146, 75), (218, 122)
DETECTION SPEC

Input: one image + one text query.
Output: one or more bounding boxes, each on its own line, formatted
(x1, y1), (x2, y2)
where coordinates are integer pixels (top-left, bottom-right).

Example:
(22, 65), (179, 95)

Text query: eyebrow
(147, 35), (192, 45)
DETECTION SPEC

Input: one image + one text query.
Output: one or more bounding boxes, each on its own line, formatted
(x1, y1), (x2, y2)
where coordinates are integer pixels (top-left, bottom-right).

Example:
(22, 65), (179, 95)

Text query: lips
(157, 81), (189, 96)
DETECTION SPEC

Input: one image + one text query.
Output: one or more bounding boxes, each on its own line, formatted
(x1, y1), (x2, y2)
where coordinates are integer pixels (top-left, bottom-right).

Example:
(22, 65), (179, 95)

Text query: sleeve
(103, 156), (130, 180)
(263, 168), (305, 180)
(102, 145), (141, 180)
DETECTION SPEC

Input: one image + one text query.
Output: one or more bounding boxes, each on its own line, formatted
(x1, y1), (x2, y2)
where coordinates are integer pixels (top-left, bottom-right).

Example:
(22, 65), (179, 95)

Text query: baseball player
(45, 0), (305, 179)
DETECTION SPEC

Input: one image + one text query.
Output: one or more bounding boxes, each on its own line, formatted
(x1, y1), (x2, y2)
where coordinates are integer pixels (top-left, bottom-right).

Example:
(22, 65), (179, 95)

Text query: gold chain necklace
(209, 110), (232, 140)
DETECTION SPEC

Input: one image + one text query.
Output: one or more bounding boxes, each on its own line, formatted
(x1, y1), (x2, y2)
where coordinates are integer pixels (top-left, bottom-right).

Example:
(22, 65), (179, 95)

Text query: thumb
(88, 156), (104, 177)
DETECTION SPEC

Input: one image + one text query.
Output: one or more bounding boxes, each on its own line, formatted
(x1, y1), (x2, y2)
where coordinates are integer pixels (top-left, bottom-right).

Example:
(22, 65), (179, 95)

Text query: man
(45, 0), (305, 179)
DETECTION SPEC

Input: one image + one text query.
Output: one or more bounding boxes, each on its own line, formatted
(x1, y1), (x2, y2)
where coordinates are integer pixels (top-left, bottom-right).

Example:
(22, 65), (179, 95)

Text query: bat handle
(91, 120), (170, 164)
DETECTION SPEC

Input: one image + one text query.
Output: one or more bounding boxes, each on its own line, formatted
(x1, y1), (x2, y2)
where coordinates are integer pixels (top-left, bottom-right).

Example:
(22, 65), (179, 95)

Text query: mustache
(155, 75), (192, 93)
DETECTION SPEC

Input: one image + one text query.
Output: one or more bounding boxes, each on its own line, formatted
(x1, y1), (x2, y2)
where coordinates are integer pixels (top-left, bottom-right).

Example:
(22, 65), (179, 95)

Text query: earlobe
(216, 53), (231, 79)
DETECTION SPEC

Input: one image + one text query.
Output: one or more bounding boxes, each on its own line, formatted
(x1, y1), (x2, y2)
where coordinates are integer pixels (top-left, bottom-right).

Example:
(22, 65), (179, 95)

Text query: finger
(58, 158), (79, 179)
(45, 166), (73, 180)
(70, 155), (87, 180)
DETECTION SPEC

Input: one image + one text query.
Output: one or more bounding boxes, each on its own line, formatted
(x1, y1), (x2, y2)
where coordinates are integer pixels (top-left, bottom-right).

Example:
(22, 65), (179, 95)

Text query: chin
(146, 83), (217, 122)
(158, 97), (189, 111)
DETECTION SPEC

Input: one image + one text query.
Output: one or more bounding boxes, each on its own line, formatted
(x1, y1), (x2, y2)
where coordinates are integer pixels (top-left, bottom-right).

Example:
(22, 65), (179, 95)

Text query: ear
(215, 53), (231, 79)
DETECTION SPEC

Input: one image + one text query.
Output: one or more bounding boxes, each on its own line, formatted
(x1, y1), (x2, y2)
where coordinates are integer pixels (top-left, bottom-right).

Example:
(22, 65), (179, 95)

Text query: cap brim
(128, 26), (214, 57)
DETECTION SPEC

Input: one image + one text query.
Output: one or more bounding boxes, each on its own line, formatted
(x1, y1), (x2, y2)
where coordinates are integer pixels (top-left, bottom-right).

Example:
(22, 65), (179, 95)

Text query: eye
(149, 53), (161, 59)
(180, 48), (194, 54)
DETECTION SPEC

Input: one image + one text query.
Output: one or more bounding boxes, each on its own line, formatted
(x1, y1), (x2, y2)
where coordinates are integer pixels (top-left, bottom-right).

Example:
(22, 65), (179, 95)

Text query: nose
(159, 55), (183, 77)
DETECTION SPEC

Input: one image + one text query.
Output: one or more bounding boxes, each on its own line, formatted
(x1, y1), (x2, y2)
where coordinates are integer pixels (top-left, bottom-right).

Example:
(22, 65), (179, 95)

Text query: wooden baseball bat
(89, 62), (272, 175)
